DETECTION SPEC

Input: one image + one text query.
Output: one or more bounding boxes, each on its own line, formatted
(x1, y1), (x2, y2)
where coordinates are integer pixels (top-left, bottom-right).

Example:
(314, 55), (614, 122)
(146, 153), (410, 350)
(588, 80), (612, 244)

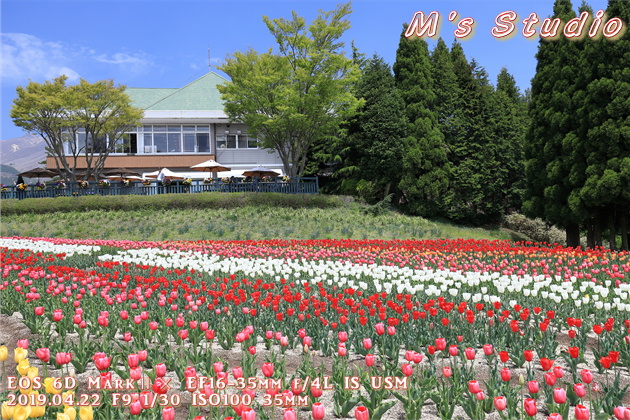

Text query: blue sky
(1, 0), (610, 141)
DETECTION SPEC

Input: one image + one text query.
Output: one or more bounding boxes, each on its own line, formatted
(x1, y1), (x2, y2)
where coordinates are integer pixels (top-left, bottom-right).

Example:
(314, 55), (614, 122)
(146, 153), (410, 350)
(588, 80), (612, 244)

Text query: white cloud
(95, 52), (151, 72)
(1, 33), (152, 84)
(1, 33), (81, 82)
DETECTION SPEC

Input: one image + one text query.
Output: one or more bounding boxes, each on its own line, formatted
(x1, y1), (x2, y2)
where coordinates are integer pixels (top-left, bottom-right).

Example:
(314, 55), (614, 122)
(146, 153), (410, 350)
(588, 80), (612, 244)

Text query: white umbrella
(190, 159), (231, 173)
(145, 168), (185, 180)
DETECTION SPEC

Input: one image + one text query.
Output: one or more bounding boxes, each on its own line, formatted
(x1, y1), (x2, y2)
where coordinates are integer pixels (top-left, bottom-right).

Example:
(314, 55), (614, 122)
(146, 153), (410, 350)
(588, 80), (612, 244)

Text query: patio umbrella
(242, 166), (280, 178)
(102, 167), (142, 178)
(106, 175), (144, 182)
(190, 159), (231, 173)
(145, 168), (185, 180)
(17, 167), (58, 181)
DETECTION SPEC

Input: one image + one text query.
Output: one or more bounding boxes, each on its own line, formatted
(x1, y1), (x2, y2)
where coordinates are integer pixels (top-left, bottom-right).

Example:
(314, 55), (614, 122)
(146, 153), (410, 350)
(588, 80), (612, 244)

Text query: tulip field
(2, 236), (630, 420)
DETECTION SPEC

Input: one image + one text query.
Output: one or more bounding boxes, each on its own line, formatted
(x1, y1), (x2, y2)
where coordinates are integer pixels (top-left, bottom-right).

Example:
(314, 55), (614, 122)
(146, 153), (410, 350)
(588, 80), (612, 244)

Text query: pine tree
(393, 27), (450, 217)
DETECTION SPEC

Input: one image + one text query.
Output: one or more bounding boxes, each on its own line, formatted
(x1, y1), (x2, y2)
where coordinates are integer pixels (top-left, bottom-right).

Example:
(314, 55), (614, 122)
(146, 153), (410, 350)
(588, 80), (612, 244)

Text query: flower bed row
(1, 237), (630, 419)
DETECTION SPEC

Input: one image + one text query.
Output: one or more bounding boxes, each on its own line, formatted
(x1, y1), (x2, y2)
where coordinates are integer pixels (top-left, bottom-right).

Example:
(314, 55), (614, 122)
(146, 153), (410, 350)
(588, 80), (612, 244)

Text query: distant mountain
(0, 134), (47, 182)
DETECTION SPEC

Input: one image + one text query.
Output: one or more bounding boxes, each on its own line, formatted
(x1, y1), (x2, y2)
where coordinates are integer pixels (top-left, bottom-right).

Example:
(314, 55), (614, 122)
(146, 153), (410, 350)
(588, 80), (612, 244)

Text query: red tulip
(528, 380), (539, 394)
(412, 352), (423, 364)
(262, 363), (274, 378)
(36, 348), (50, 363)
(465, 347), (476, 360)
(523, 349), (534, 362)
(614, 406), (630, 420)
(553, 366), (564, 378)
(365, 354), (375, 367)
(500, 368), (511, 382)
(312, 402), (325, 420)
(540, 358), (554, 371)
(499, 351), (509, 363)
(575, 404), (589, 420)
(494, 396), (507, 411)
(435, 337), (446, 351)
(55, 352), (72, 365)
(153, 378), (170, 394)
(311, 385), (323, 398)
(524, 398), (537, 417)
(124, 332), (132, 342)
(545, 372), (557, 386)
(95, 356), (111, 371)
(355, 406), (369, 420)
(34, 307), (44, 316)
(130, 366), (142, 381)
(402, 364), (413, 377)
(568, 346), (579, 358)
(338, 331), (348, 342)
(442, 367), (452, 378)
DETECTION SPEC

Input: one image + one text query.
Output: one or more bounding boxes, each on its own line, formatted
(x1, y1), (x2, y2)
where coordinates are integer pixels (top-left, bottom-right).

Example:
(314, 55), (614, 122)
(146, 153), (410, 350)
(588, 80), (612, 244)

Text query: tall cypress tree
(524, 0), (584, 246)
(445, 43), (504, 224)
(393, 27), (450, 217)
(334, 54), (407, 202)
(573, 0), (630, 249)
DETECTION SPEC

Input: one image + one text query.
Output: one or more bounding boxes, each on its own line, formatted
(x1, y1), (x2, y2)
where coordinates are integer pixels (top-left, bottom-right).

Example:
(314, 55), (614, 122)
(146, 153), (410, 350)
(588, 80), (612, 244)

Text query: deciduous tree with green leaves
(217, 3), (361, 178)
(11, 76), (143, 183)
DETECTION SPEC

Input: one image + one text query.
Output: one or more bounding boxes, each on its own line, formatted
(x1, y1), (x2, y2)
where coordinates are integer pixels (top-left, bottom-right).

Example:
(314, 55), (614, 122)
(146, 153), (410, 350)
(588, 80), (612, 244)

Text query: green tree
(524, 0), (584, 246)
(11, 76), (143, 183)
(332, 54), (407, 202)
(217, 3), (361, 177)
(393, 27), (450, 217)
(570, 0), (630, 249)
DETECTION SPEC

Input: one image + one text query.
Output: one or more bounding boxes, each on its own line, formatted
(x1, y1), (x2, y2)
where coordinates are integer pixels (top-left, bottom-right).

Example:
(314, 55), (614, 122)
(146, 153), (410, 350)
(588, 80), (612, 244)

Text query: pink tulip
(162, 406), (175, 420)
(548, 413), (562, 420)
(283, 408), (296, 420)
(338, 331), (348, 342)
(449, 345), (458, 357)
(362, 338), (372, 350)
(500, 368), (511, 382)
(355, 406), (369, 420)
(553, 388), (567, 404)
(130, 400), (142, 416)
(581, 369), (593, 384)
(494, 396), (507, 411)
(574, 383), (586, 398)
(468, 380), (481, 394)
(312, 402), (325, 420)
(528, 380), (539, 394)
(483, 344), (494, 355)
(614, 406), (630, 420)
(36, 348), (50, 363)
(128, 353), (139, 368)
(155, 363), (166, 377)
(241, 408), (256, 420)
(375, 323), (385, 336)
(233, 367), (243, 379)
(524, 398), (537, 417)
(465, 347), (476, 360)
(435, 337), (447, 351)
(442, 367), (452, 378)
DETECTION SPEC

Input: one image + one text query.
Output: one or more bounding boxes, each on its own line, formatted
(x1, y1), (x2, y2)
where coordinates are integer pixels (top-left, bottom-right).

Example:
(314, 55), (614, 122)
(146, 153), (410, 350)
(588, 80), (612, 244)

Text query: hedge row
(0, 192), (346, 215)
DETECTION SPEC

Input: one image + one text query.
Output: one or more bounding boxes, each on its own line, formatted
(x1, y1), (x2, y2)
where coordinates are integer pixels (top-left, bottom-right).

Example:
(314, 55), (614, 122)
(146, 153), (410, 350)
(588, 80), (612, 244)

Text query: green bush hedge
(0, 192), (345, 215)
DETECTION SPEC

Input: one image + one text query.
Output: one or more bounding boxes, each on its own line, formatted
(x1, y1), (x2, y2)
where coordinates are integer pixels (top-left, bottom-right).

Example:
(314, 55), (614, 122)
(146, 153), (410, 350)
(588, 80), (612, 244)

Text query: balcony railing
(1, 178), (319, 199)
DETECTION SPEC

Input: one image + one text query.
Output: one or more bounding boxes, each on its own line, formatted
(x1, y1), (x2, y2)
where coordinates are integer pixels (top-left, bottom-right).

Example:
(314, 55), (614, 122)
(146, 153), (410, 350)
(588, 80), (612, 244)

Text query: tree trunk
(587, 220), (595, 249)
(594, 217), (603, 248)
(622, 214), (629, 251)
(608, 211), (617, 251)
(566, 223), (581, 248)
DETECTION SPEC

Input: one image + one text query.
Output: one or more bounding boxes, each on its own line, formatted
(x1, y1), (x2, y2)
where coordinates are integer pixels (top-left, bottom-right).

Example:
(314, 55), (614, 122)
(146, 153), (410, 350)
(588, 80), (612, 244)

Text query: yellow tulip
(62, 390), (75, 408)
(17, 359), (30, 375)
(28, 393), (46, 418)
(14, 347), (28, 363)
(64, 406), (77, 420)
(1, 402), (15, 420)
(0, 345), (7, 361)
(57, 413), (71, 420)
(79, 405), (94, 420)
(44, 377), (62, 394)
(12, 405), (31, 420)
(27, 366), (39, 379)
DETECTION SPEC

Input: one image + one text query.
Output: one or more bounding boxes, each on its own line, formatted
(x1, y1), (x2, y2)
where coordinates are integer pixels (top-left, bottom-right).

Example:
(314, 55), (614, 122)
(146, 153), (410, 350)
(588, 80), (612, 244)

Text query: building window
(140, 125), (211, 154)
(216, 133), (258, 149)
(114, 134), (138, 154)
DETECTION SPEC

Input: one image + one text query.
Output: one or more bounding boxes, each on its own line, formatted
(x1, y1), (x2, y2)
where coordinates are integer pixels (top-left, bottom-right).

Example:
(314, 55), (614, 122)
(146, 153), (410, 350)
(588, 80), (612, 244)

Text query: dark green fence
(1, 178), (319, 199)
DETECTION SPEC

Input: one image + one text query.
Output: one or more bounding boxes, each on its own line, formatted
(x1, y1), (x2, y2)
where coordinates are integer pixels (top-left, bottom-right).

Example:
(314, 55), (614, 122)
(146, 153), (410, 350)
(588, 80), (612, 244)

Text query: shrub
(503, 212), (566, 246)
